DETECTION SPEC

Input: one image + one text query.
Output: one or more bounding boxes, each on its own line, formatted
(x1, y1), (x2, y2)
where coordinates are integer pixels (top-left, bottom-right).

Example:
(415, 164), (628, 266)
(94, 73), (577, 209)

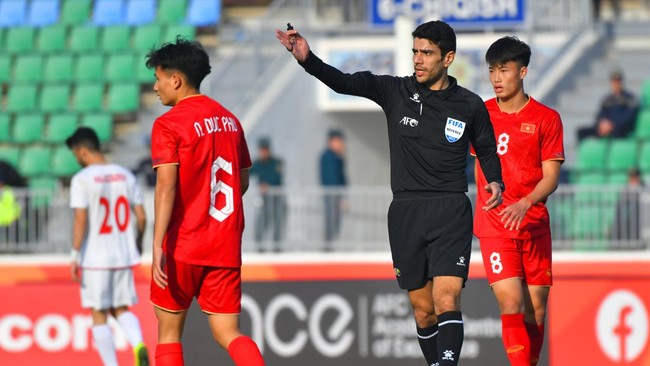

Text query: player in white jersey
(67, 127), (150, 366)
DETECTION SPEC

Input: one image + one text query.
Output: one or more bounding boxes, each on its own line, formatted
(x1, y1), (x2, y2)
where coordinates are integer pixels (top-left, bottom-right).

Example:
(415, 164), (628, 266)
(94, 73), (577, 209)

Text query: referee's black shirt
(300, 51), (502, 195)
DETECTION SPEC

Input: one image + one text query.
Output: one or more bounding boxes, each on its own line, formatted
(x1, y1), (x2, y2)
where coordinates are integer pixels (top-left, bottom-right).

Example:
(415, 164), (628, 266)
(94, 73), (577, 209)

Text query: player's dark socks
(501, 314), (530, 366)
(436, 311), (464, 365)
(525, 322), (545, 365)
(156, 343), (184, 366)
(416, 323), (439, 366)
(228, 336), (265, 365)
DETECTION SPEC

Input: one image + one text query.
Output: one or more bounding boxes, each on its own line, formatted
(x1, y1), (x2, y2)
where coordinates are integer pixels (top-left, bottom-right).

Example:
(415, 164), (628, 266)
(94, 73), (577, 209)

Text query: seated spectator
(578, 68), (640, 141)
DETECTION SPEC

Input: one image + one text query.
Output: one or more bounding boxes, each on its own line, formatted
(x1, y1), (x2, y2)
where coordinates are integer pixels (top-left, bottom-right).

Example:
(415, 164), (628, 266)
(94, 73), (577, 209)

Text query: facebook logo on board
(596, 289), (649, 362)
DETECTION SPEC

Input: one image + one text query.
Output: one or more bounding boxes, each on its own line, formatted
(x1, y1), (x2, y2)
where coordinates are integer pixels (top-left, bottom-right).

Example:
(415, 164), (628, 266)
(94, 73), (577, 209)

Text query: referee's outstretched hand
(275, 27), (310, 63)
(482, 182), (503, 211)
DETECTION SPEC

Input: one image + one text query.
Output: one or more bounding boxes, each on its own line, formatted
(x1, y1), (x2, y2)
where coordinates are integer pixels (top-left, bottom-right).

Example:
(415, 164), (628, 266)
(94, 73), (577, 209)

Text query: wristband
(71, 249), (80, 263)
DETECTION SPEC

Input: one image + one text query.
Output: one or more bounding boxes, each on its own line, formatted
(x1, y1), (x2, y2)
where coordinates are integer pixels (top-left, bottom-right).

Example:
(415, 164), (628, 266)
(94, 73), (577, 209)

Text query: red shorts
(479, 234), (553, 286)
(150, 257), (241, 314)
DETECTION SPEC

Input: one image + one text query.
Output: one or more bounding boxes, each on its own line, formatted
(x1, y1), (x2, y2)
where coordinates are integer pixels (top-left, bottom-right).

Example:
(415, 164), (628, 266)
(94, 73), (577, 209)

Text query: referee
(276, 21), (503, 366)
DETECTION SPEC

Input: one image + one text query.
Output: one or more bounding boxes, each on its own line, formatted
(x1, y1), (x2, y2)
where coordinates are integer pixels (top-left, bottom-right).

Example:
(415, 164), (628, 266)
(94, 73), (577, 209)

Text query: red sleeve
(151, 119), (179, 168)
(540, 111), (565, 163)
(469, 144), (476, 157)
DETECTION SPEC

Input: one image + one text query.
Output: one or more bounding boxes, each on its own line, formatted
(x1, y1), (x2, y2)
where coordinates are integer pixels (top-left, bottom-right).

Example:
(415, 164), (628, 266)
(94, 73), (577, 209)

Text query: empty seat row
(1, 82), (141, 113)
(0, 53), (154, 83)
(0, 0), (217, 28)
(0, 23), (195, 54)
(0, 144), (80, 178)
(574, 138), (650, 173)
(0, 112), (113, 144)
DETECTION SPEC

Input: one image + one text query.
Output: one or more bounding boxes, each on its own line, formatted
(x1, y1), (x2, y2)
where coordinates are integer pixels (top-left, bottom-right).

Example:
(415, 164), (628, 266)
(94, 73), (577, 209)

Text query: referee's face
(412, 37), (454, 89)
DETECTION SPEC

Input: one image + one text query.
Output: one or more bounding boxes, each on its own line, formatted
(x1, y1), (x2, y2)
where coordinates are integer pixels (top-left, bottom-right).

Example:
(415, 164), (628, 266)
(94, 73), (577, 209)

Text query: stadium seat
(13, 114), (45, 143)
(105, 53), (136, 82)
(5, 27), (35, 54)
(19, 146), (51, 177)
(5, 84), (38, 112)
(73, 82), (105, 112)
(634, 110), (650, 139)
(574, 171), (607, 185)
(80, 113), (113, 142)
(0, 146), (20, 168)
(100, 25), (131, 52)
(44, 54), (74, 83)
(13, 54), (44, 82)
(69, 25), (99, 52)
(39, 83), (71, 112)
(574, 138), (608, 171)
(132, 24), (161, 51)
(0, 0), (27, 28)
(606, 139), (639, 172)
(642, 79), (650, 109)
(51, 146), (80, 176)
(571, 205), (616, 242)
(45, 113), (78, 143)
(125, 0), (156, 25)
(158, 0), (187, 24)
(639, 142), (650, 174)
(28, 177), (58, 207)
(74, 54), (105, 82)
(607, 172), (629, 185)
(27, 0), (60, 27)
(135, 52), (153, 83)
(60, 0), (91, 25)
(187, 0), (221, 26)
(106, 82), (139, 113)
(36, 25), (67, 53)
(0, 114), (10, 142)
(163, 24), (196, 43)
(0, 55), (11, 84)
(92, 0), (125, 26)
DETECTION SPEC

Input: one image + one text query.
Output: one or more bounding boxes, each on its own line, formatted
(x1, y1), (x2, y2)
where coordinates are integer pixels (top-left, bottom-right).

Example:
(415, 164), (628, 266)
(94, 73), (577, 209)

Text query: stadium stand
(27, 0), (60, 27)
(125, 0), (157, 25)
(36, 25), (67, 53)
(0, 0), (27, 28)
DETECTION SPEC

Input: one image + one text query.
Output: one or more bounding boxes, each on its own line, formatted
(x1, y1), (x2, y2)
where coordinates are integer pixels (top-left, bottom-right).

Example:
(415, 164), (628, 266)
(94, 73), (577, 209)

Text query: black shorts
(387, 192), (473, 290)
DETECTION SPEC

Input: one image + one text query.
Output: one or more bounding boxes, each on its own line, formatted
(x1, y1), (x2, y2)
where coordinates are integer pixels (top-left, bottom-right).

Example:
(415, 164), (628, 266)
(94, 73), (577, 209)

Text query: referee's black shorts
(387, 192), (473, 291)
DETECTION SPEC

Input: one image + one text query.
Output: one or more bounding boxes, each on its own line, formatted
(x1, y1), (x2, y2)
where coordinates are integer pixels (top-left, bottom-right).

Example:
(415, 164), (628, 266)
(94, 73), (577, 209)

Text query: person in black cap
(320, 129), (347, 249)
(249, 137), (286, 251)
(578, 68), (640, 141)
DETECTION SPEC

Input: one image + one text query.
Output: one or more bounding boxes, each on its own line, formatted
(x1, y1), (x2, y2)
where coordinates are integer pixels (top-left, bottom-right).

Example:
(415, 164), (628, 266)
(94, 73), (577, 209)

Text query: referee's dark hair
(145, 36), (211, 90)
(412, 20), (457, 57)
(66, 127), (101, 152)
(485, 36), (531, 68)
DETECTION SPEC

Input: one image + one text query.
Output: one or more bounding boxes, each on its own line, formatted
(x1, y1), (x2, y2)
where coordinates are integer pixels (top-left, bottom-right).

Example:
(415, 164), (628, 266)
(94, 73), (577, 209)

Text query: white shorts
(80, 268), (138, 310)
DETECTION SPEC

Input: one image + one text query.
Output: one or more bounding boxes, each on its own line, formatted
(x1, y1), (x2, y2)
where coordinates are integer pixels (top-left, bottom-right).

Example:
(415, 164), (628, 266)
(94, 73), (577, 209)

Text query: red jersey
(473, 97), (564, 239)
(151, 95), (252, 267)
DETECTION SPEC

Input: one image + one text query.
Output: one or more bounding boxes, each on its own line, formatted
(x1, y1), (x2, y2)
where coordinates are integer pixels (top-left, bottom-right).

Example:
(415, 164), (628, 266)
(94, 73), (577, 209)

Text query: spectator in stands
(577, 68), (640, 141)
(0, 170), (21, 227)
(611, 168), (644, 244)
(593, 0), (621, 20)
(250, 137), (286, 252)
(320, 129), (347, 249)
(0, 161), (27, 188)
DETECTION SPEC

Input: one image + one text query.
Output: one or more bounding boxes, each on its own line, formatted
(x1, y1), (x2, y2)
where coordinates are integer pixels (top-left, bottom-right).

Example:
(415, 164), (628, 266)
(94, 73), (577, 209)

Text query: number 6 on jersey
(210, 156), (234, 222)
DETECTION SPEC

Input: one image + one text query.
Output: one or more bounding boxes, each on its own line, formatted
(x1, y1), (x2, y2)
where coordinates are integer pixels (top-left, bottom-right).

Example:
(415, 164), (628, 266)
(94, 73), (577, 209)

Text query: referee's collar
(412, 76), (458, 102)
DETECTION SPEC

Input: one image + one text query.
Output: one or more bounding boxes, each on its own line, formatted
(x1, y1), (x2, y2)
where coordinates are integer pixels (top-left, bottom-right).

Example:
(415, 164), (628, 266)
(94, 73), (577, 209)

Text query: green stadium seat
(642, 79), (650, 109)
(639, 142), (650, 174)
(5, 27), (35, 54)
(105, 53), (136, 82)
(135, 52), (153, 83)
(571, 205), (616, 242)
(45, 113), (79, 143)
(19, 146), (51, 178)
(100, 25), (132, 52)
(12, 114), (46, 144)
(39, 84), (71, 113)
(73, 83), (105, 112)
(133, 24), (161, 51)
(106, 82), (140, 113)
(0, 114), (11, 142)
(575, 138), (608, 171)
(80, 113), (113, 142)
(13, 54), (44, 82)
(634, 110), (650, 139)
(575, 171), (607, 185)
(60, 0), (91, 25)
(607, 172), (629, 185)
(0, 28), (4, 48)
(74, 54), (105, 82)
(158, 0), (187, 24)
(69, 25), (99, 52)
(606, 139), (639, 172)
(36, 25), (67, 53)
(28, 177), (58, 208)
(44, 54), (74, 83)
(163, 24), (196, 43)
(5, 84), (38, 113)
(51, 146), (81, 177)
(0, 146), (20, 168)
(0, 55), (11, 84)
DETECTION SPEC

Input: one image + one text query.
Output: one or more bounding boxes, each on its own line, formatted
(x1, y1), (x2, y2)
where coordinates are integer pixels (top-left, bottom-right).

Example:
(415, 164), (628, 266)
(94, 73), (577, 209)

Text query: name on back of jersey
(93, 173), (126, 183)
(194, 115), (239, 137)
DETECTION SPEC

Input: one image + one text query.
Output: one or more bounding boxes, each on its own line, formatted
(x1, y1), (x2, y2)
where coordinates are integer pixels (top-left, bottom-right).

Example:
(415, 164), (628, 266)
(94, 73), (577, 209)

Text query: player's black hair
(66, 127), (101, 152)
(411, 20), (456, 57)
(485, 36), (531, 68)
(145, 36), (211, 89)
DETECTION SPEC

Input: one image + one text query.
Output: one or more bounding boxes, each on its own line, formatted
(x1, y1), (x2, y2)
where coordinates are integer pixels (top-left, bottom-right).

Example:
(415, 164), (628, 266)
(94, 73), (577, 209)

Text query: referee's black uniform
(300, 51), (503, 289)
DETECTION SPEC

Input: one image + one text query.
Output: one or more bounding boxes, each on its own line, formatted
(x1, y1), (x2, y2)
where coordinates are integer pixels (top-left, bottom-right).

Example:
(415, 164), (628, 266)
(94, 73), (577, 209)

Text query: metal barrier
(3, 185), (646, 254)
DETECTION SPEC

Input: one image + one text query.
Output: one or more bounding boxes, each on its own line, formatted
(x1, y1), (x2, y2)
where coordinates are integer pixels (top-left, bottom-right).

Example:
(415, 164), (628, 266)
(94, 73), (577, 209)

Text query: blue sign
(369, 0), (526, 29)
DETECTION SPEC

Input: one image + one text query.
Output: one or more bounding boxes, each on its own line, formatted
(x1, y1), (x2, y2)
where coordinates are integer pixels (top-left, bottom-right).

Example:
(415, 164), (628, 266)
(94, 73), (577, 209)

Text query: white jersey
(70, 164), (144, 269)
